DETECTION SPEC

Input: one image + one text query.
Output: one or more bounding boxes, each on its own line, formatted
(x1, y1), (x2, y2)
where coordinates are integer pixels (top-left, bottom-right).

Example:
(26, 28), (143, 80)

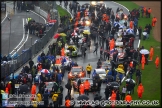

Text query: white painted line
(112, 1), (129, 12)
(137, 40), (140, 48)
(10, 18), (25, 56)
(30, 10), (46, 23)
(1, 11), (8, 23)
(56, 2), (73, 18)
(11, 19), (29, 56)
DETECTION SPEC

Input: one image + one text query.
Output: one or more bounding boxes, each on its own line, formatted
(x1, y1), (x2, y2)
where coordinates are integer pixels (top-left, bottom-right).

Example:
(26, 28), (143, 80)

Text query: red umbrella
(54, 33), (60, 39)
(40, 69), (50, 74)
(48, 19), (57, 23)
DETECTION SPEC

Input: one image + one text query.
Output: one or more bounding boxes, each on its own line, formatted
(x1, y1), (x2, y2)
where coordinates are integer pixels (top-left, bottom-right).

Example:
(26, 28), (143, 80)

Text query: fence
(1, 3), (59, 79)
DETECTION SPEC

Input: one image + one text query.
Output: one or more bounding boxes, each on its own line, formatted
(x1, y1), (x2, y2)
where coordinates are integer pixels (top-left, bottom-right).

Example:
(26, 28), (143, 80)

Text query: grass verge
(115, 1), (161, 107)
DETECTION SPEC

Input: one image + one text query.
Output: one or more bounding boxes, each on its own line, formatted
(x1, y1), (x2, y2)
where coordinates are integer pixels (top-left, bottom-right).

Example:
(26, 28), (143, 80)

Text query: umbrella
(58, 28), (64, 33)
(106, 75), (114, 81)
(126, 28), (134, 34)
(53, 33), (60, 39)
(125, 34), (135, 38)
(41, 69), (50, 74)
(125, 78), (136, 83)
(83, 3), (90, 5)
(77, 94), (89, 100)
(59, 33), (67, 36)
(114, 22), (120, 27)
(19, 84), (29, 94)
(115, 68), (125, 74)
(142, 32), (147, 36)
(107, 82), (119, 87)
(83, 30), (90, 35)
(140, 49), (149, 54)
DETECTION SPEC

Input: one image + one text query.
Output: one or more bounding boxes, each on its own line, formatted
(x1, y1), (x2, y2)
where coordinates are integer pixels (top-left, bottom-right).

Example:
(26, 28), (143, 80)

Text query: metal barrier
(1, 14), (59, 79)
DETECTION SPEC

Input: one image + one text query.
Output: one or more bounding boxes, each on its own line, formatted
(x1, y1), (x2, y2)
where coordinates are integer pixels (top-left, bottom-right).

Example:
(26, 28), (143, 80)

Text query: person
(29, 59), (34, 71)
(93, 42), (98, 55)
(43, 90), (49, 107)
(121, 86), (127, 100)
(77, 78), (81, 92)
(65, 80), (72, 94)
(84, 79), (90, 95)
(129, 20), (133, 29)
(152, 17), (157, 27)
(65, 97), (71, 108)
(36, 91), (42, 102)
(110, 90), (116, 107)
(57, 92), (63, 107)
(137, 83), (144, 98)
(86, 64), (92, 78)
(57, 72), (63, 85)
(52, 82), (58, 93)
(79, 82), (85, 95)
(100, 47), (103, 59)
(97, 78), (102, 93)
(125, 93), (132, 107)
(31, 83), (37, 100)
(148, 8), (151, 18)
(105, 85), (110, 100)
(141, 54), (145, 70)
(136, 69), (142, 85)
(155, 55), (160, 69)
(52, 92), (58, 107)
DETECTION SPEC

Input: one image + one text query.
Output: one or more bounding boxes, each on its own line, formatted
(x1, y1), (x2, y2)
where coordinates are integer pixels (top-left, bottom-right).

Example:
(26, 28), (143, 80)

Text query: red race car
(68, 66), (86, 80)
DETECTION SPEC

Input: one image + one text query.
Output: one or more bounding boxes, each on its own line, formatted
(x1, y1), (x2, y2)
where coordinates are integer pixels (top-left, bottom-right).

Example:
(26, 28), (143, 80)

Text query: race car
(116, 8), (128, 20)
(55, 55), (71, 67)
(68, 66), (86, 80)
(94, 69), (107, 82)
(65, 44), (78, 57)
(101, 61), (111, 69)
(72, 77), (93, 91)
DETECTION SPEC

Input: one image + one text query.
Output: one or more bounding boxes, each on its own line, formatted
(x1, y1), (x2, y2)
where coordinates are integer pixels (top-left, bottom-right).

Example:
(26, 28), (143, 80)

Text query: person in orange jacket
(5, 87), (9, 94)
(149, 46), (154, 61)
(110, 90), (116, 108)
(148, 8), (151, 18)
(125, 93), (132, 107)
(61, 48), (65, 56)
(79, 82), (85, 95)
(155, 55), (160, 69)
(143, 7), (146, 16)
(31, 83), (37, 100)
(55, 58), (61, 64)
(65, 98), (71, 108)
(77, 11), (81, 20)
(84, 79), (90, 95)
(137, 83), (144, 98)
(152, 17), (157, 27)
(129, 21), (133, 29)
(37, 63), (42, 71)
(141, 54), (146, 70)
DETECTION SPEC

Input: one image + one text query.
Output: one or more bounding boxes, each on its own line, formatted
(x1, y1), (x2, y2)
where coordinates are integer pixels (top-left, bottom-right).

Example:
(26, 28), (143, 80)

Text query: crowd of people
(1, 1), (160, 108)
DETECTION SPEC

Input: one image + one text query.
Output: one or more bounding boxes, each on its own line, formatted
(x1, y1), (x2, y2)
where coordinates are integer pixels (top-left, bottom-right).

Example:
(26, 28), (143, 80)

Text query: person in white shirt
(121, 86), (127, 100)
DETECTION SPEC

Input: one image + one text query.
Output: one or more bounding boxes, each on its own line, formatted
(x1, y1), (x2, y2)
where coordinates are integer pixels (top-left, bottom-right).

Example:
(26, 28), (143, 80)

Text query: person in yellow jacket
(52, 93), (58, 107)
(86, 64), (92, 78)
(32, 98), (38, 107)
(36, 91), (42, 102)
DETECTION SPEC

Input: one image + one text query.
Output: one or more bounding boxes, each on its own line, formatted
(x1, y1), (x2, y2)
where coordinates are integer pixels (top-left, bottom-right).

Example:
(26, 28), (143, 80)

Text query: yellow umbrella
(115, 68), (125, 74)
(59, 33), (67, 36)
(1, 90), (5, 93)
(83, 30), (91, 35)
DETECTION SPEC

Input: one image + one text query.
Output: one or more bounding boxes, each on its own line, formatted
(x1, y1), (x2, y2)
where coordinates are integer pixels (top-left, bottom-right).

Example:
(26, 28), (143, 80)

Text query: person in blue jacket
(37, 55), (42, 63)
(92, 69), (97, 78)
(57, 72), (63, 85)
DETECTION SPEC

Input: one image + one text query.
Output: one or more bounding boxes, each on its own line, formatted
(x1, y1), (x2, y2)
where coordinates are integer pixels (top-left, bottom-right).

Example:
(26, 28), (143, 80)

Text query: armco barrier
(2, 5), (58, 79)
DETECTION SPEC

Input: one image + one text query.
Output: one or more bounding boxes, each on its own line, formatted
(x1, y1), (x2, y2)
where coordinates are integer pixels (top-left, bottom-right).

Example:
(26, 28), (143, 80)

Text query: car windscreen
(71, 68), (82, 73)
(96, 70), (106, 74)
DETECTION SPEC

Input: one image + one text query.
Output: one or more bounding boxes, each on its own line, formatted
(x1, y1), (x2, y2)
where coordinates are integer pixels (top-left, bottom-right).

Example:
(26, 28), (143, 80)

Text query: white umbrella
(114, 22), (120, 27)
(140, 49), (149, 54)
(125, 78), (136, 83)
(126, 29), (134, 34)
(142, 32), (147, 36)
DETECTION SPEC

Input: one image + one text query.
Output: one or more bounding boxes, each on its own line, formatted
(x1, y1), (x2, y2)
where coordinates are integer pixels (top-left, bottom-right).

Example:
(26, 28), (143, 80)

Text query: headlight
(69, 74), (72, 76)
(79, 74), (82, 76)
(91, 1), (96, 5)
